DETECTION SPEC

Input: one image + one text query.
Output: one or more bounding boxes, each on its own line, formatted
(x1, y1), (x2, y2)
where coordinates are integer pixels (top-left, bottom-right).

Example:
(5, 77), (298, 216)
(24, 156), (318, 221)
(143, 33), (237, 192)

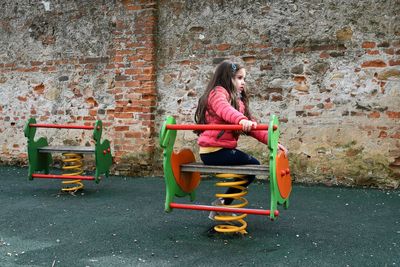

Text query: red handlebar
(166, 124), (277, 131)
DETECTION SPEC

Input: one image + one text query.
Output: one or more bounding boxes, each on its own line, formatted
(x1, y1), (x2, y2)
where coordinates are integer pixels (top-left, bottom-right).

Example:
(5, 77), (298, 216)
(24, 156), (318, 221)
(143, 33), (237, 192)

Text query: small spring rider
(160, 114), (292, 234)
(24, 118), (112, 191)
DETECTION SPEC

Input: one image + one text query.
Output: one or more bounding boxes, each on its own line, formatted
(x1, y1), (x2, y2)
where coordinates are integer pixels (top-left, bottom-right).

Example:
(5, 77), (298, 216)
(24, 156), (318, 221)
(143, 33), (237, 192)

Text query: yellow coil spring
(213, 173), (249, 235)
(61, 153), (84, 192)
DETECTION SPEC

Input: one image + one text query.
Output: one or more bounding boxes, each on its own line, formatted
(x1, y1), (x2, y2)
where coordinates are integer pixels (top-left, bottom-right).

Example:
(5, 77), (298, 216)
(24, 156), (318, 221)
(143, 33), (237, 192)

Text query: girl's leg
(200, 148), (260, 205)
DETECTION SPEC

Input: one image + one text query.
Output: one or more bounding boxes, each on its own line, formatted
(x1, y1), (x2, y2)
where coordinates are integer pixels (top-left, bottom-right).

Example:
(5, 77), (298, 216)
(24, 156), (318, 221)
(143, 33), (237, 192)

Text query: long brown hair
(195, 60), (252, 127)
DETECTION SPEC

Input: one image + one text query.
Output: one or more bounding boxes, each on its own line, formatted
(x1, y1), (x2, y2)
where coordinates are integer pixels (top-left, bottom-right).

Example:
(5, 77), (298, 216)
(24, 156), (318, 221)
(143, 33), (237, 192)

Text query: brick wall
(107, 0), (158, 175)
(0, 1), (399, 188)
(0, 0), (157, 175)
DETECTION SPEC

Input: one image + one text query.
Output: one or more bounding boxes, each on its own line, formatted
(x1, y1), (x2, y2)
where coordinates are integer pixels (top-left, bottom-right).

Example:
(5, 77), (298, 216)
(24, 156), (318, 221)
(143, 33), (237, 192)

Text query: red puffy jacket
(198, 86), (268, 148)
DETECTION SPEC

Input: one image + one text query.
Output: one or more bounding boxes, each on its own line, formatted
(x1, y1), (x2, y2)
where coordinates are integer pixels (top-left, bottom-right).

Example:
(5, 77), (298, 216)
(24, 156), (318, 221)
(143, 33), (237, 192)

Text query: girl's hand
(239, 119), (257, 132)
(278, 143), (288, 157)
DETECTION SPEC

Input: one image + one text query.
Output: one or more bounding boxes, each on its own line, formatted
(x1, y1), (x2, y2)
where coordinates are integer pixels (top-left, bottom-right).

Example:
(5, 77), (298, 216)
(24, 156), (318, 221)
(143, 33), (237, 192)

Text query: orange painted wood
(171, 149), (201, 193)
(276, 150), (292, 199)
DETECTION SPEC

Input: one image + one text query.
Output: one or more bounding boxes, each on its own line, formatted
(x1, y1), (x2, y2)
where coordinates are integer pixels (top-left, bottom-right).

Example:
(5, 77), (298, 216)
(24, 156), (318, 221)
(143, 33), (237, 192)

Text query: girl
(194, 60), (286, 220)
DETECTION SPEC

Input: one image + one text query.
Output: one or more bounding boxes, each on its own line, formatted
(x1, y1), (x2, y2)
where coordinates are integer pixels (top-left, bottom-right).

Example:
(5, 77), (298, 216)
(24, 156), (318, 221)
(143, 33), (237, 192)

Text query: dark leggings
(200, 148), (260, 205)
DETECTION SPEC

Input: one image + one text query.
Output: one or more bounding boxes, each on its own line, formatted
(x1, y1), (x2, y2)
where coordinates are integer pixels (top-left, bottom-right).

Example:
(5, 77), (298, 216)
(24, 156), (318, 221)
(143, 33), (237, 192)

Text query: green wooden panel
(93, 120), (112, 183)
(268, 114), (291, 219)
(24, 118), (52, 180)
(160, 116), (195, 212)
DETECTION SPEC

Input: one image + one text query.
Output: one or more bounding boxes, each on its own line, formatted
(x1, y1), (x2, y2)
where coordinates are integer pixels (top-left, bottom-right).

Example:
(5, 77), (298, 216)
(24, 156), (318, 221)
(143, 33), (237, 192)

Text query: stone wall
(156, 0), (400, 188)
(0, 0), (399, 188)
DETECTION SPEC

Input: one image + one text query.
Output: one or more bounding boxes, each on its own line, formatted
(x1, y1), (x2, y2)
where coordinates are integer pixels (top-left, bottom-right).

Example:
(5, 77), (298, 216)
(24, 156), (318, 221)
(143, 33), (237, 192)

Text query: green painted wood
(268, 114), (291, 219)
(24, 118), (112, 183)
(24, 118), (52, 180)
(160, 116), (195, 212)
(93, 120), (112, 183)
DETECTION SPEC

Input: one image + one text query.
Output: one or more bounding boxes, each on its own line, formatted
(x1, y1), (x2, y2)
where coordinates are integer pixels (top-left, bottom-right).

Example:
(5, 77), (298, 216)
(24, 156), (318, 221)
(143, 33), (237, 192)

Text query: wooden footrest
(38, 146), (95, 154)
(180, 162), (269, 176)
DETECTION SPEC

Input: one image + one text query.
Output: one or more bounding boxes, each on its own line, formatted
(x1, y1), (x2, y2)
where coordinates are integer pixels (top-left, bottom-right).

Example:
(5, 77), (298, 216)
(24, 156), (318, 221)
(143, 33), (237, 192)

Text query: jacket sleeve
(208, 87), (247, 124)
(249, 130), (268, 145)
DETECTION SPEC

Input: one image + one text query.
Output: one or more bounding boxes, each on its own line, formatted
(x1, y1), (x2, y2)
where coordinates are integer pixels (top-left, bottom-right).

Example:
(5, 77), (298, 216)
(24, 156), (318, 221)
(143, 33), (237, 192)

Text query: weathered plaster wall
(0, 0), (158, 175)
(156, 0), (400, 188)
(0, 0), (399, 188)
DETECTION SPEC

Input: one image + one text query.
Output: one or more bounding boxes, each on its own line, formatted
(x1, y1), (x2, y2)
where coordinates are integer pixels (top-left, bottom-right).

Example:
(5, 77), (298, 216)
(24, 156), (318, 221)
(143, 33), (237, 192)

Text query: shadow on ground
(0, 166), (399, 266)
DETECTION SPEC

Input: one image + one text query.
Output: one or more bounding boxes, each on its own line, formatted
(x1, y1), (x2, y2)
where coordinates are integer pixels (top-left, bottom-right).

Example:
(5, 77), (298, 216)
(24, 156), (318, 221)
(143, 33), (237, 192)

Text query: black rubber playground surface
(0, 166), (399, 266)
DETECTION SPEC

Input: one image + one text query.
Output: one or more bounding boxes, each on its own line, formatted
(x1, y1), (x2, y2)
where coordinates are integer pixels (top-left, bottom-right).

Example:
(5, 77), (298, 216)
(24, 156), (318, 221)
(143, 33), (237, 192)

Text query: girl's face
(232, 68), (246, 93)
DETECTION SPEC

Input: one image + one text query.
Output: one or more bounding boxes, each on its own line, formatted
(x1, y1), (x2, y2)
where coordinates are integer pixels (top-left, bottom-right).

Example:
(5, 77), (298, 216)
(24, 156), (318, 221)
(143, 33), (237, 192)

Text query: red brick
(79, 57), (109, 64)
(125, 69), (142, 75)
(387, 111), (400, 119)
(177, 60), (190, 65)
(41, 66), (56, 72)
(390, 132), (400, 139)
(4, 63), (15, 68)
(125, 132), (142, 138)
(115, 101), (129, 106)
(143, 67), (155, 75)
(17, 96), (27, 102)
(31, 61), (43, 66)
(115, 50), (133, 56)
(124, 106), (143, 112)
(216, 43), (231, 51)
(319, 52), (330, 58)
(139, 114), (155, 120)
(361, 60), (386, 68)
(124, 81), (141, 87)
(115, 126), (129, 131)
(303, 105), (314, 110)
(367, 50), (379, 55)
(368, 111), (380, 118)
(377, 126), (388, 130)
(83, 116), (96, 121)
(389, 59), (400, 66)
(114, 113), (133, 119)
(362, 41), (376, 48)
(86, 97), (98, 107)
(384, 48), (395, 55)
(242, 56), (256, 64)
(379, 131), (388, 138)
(17, 67), (39, 72)
(294, 76), (306, 83)
(136, 74), (154, 81)
(33, 83), (45, 94)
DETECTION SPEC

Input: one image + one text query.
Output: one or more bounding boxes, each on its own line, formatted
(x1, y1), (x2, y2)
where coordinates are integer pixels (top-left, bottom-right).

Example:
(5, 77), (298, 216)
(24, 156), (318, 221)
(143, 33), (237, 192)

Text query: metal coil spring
(213, 173), (249, 234)
(61, 153), (84, 192)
